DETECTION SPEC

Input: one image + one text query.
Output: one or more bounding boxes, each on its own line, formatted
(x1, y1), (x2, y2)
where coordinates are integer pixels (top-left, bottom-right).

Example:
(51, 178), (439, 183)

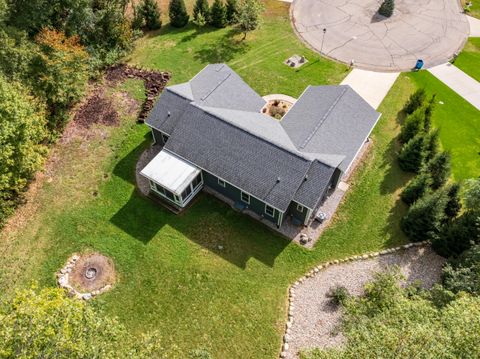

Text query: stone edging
(57, 254), (113, 301)
(279, 241), (430, 358)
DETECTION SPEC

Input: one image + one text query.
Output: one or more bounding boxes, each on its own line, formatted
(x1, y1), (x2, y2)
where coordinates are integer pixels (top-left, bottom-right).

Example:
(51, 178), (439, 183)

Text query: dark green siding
(203, 171), (281, 225)
(287, 201), (309, 224)
(151, 128), (168, 145)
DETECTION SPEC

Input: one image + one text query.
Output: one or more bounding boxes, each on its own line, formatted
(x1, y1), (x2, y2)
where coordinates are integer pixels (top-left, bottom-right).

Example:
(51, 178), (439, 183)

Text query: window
(192, 173), (202, 189)
(265, 205), (275, 217)
(296, 204), (304, 212)
(181, 184), (192, 200)
(240, 191), (250, 204)
(218, 178), (226, 187)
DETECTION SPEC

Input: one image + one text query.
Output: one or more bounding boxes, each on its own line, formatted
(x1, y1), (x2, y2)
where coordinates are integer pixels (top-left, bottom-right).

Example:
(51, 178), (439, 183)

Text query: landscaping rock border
(57, 254), (113, 300)
(279, 241), (430, 358)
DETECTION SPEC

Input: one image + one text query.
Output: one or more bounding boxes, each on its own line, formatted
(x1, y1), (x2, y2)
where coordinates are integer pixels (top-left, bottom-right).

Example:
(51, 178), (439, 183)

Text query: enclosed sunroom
(140, 150), (203, 208)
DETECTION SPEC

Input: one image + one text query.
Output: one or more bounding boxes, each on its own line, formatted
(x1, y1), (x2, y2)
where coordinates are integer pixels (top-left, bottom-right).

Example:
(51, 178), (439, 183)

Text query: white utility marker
(340, 69), (400, 109)
(428, 63), (480, 111)
(140, 150), (200, 195)
(467, 15), (480, 37)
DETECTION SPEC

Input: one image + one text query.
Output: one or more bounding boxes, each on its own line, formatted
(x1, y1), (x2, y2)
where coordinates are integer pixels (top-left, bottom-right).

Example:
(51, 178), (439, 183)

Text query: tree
(235, 0), (263, 40)
(139, 0), (162, 30)
(209, 0), (227, 28)
(0, 27), (37, 82)
(302, 271), (480, 359)
(0, 0), (7, 23)
(400, 172), (431, 206)
(32, 28), (89, 131)
(442, 244), (480, 295)
(401, 190), (447, 242)
(444, 183), (462, 219)
(193, 0), (210, 25)
(0, 286), (163, 358)
(0, 76), (48, 226)
(403, 88), (426, 115)
(424, 128), (439, 162)
(398, 133), (426, 173)
(464, 178), (480, 212)
(226, 0), (239, 24)
(423, 94), (436, 132)
(399, 107), (425, 143)
(169, 0), (189, 27)
(425, 151), (451, 190)
(378, 0), (395, 17)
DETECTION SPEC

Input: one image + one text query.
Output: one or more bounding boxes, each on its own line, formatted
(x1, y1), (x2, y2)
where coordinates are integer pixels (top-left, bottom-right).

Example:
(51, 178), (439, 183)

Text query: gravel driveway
(285, 245), (445, 358)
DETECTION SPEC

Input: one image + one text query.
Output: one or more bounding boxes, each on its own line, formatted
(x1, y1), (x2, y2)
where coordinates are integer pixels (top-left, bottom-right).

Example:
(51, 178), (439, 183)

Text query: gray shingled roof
(164, 105), (319, 212)
(145, 89), (191, 135)
(293, 161), (335, 209)
(281, 85), (381, 172)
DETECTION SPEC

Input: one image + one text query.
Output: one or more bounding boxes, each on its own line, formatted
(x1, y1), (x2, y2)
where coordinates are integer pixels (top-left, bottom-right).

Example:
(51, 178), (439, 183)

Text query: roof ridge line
(200, 72), (232, 101)
(299, 86), (349, 149)
(194, 104), (314, 163)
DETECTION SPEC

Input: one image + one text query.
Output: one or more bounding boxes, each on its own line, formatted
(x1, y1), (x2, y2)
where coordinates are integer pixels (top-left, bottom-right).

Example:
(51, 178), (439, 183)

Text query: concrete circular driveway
(291, 0), (469, 71)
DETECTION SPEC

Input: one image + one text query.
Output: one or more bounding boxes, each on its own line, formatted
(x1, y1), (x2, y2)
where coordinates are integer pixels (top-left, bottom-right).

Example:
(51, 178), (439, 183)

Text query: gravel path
(286, 245), (445, 358)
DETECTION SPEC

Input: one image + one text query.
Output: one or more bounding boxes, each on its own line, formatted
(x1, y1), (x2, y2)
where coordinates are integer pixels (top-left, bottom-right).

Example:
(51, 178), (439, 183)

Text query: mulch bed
(73, 88), (119, 128)
(105, 64), (171, 122)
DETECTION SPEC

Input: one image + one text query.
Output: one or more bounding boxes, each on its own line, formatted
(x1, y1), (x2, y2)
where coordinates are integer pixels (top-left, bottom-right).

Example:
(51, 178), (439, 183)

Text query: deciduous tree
(235, 0), (263, 40)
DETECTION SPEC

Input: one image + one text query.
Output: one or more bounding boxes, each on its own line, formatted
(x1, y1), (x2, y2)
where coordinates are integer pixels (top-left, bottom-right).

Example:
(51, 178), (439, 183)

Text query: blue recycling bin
(415, 59), (424, 70)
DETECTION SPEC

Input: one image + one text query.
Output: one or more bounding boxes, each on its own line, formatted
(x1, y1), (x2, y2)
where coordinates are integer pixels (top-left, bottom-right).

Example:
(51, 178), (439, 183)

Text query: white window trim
(296, 203), (304, 212)
(265, 204), (275, 217)
(240, 191), (250, 204)
(218, 178), (226, 187)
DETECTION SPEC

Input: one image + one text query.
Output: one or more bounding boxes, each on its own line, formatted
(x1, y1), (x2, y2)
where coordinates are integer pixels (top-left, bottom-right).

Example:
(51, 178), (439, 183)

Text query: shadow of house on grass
(110, 142), (290, 269)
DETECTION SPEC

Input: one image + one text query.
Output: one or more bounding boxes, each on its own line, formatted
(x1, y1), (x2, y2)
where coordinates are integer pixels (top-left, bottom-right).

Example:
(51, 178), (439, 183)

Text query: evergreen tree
(424, 128), (439, 162)
(403, 88), (426, 115)
(209, 0), (227, 27)
(226, 0), (239, 24)
(401, 172), (432, 206)
(169, 0), (189, 27)
(444, 183), (462, 220)
(378, 0), (395, 18)
(425, 151), (451, 190)
(398, 133), (426, 173)
(140, 0), (162, 30)
(235, 0), (263, 40)
(401, 190), (447, 242)
(399, 107), (425, 143)
(423, 94), (436, 132)
(193, 0), (210, 25)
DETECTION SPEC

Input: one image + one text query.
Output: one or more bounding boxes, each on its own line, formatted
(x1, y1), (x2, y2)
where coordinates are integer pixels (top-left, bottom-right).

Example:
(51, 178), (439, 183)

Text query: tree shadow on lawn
(193, 29), (250, 64)
(110, 140), (290, 269)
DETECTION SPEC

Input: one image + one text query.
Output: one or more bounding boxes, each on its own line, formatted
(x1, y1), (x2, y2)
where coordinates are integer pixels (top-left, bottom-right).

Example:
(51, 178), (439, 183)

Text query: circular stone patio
(291, 0), (469, 71)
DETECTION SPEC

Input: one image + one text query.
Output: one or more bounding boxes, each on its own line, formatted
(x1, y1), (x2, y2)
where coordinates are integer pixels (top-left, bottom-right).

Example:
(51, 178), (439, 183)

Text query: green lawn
(0, 3), (420, 358)
(455, 38), (480, 82)
(128, 0), (349, 96)
(463, 0), (480, 19)
(407, 71), (480, 180)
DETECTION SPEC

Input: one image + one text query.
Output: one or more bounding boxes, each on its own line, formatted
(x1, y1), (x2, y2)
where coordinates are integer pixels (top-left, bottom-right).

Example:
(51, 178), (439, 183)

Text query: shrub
(442, 244), (480, 295)
(425, 151), (451, 190)
(193, 0), (210, 25)
(403, 88), (426, 115)
(327, 285), (350, 306)
(401, 190), (447, 242)
(169, 0), (189, 27)
(399, 107), (425, 143)
(398, 133), (426, 173)
(0, 286), (164, 357)
(0, 76), (48, 227)
(401, 172), (432, 206)
(226, 0), (239, 24)
(209, 0), (227, 28)
(378, 0), (395, 17)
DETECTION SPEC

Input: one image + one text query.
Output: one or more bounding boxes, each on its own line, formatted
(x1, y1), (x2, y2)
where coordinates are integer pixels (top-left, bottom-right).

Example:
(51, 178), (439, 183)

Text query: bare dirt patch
(73, 88), (119, 128)
(69, 253), (115, 293)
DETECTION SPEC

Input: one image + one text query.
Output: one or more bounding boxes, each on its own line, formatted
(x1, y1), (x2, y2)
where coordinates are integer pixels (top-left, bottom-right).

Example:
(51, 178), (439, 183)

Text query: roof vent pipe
(276, 177), (281, 183)
(304, 175), (308, 181)
(167, 111), (171, 116)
